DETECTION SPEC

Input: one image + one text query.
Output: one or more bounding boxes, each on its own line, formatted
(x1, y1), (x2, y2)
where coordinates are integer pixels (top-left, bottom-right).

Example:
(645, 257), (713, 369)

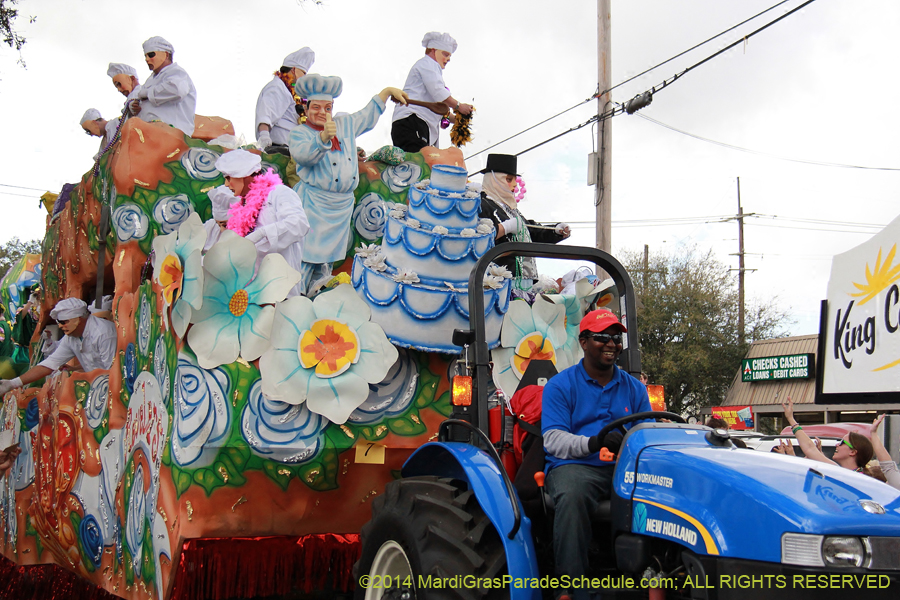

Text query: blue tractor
(354, 244), (900, 600)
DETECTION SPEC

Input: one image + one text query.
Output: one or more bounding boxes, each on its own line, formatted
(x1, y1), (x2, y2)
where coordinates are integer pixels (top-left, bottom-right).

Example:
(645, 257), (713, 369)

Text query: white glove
(245, 230), (263, 245)
(137, 87), (150, 100)
(555, 223), (571, 238)
(0, 377), (23, 396)
(499, 218), (518, 237)
(257, 130), (273, 150)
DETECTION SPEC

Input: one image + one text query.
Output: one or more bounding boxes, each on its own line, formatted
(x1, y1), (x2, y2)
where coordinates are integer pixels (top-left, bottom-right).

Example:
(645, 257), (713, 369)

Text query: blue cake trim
(408, 186), (482, 219)
(384, 216), (494, 262)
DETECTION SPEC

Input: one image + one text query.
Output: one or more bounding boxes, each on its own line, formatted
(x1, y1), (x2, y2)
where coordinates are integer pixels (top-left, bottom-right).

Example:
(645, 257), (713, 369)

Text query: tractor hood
(613, 424), (900, 563)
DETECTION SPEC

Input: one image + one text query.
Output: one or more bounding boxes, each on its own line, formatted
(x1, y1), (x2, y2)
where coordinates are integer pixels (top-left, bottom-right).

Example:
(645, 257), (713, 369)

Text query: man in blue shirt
(542, 309), (651, 599)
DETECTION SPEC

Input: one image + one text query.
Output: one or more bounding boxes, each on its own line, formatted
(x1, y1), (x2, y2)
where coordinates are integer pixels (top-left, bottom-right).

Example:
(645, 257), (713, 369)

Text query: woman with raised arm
(869, 414), (900, 490)
(781, 396), (875, 476)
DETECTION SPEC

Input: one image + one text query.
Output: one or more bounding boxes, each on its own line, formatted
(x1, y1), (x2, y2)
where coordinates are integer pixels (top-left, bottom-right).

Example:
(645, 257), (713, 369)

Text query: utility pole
(594, 0), (612, 253)
(736, 177), (745, 345)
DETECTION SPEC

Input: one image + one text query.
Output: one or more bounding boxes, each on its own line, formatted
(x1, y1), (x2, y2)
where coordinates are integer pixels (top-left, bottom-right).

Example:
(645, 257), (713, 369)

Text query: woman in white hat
(214, 149), (311, 296)
(255, 47), (315, 154)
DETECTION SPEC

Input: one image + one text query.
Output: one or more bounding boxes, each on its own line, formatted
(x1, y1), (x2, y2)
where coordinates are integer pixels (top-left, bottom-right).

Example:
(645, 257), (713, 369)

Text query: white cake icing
(352, 164), (510, 353)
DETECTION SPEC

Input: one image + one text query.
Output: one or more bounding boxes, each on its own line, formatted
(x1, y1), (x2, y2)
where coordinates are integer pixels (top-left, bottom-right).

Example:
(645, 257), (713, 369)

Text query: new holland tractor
(354, 243), (900, 600)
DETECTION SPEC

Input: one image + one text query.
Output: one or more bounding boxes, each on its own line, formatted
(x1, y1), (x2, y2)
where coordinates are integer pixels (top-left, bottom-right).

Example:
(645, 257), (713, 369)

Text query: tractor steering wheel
(596, 411), (686, 445)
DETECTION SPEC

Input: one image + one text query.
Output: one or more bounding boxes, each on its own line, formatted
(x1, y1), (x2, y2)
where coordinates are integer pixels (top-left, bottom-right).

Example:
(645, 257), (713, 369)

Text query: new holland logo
(632, 503), (648, 533)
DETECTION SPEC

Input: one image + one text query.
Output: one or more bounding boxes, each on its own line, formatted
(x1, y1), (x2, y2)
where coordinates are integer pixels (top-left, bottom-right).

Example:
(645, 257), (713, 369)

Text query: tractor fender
(403, 442), (541, 599)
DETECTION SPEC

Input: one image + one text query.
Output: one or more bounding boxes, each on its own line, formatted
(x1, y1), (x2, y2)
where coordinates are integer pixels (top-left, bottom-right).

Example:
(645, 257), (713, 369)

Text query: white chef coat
(246, 184), (311, 297)
(255, 76), (299, 146)
(138, 63), (197, 136)
(38, 315), (117, 373)
(392, 56), (451, 147)
(93, 119), (120, 161)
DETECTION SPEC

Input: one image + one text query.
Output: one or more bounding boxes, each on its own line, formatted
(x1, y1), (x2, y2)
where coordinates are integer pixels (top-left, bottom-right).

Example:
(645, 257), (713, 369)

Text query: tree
(621, 246), (792, 417)
(0, 237), (41, 281)
(0, 0), (27, 63)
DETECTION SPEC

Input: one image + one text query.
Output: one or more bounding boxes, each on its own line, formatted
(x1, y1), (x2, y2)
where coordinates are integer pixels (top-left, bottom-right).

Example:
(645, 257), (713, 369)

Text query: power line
(0, 191), (43, 199)
(464, 0), (798, 160)
(0, 183), (49, 192)
(637, 114), (900, 171)
(513, 0), (822, 157)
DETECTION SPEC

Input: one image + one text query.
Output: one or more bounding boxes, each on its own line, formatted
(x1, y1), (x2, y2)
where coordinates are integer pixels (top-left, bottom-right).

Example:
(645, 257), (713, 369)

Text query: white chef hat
(80, 108), (102, 125)
(283, 47), (315, 72)
(142, 36), (174, 55)
(107, 62), (138, 78)
(208, 185), (235, 221)
(88, 295), (113, 314)
(50, 298), (88, 321)
(214, 150), (262, 178)
(294, 73), (342, 101)
(422, 32), (457, 53)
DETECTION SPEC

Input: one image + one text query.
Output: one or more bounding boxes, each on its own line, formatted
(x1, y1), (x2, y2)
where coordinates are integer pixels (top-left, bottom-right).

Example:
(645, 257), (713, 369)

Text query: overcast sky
(0, 0), (897, 335)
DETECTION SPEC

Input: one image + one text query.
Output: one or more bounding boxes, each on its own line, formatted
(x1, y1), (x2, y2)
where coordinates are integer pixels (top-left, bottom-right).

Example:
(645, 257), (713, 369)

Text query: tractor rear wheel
(355, 476), (508, 600)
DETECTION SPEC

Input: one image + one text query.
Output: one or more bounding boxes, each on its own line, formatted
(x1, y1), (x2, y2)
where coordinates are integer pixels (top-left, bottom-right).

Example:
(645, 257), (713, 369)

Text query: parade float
(0, 115), (610, 600)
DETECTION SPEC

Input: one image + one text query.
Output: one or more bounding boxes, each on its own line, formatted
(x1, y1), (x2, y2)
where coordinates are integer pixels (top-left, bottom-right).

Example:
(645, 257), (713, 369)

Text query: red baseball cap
(579, 309), (627, 334)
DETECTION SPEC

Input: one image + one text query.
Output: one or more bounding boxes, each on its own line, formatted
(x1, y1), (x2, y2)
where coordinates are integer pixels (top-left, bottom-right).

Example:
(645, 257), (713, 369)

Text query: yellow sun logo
(850, 244), (900, 305)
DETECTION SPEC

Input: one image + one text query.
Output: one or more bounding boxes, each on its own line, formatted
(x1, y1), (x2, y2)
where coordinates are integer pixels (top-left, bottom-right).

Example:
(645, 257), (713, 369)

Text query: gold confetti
(200, 186), (215, 194)
(158, 507), (167, 522)
(305, 469), (320, 484)
(375, 425), (387, 437)
(339, 425), (355, 439)
(410, 414), (421, 425)
(186, 501), (193, 521)
(166, 148), (181, 158)
(118, 250), (125, 266)
(135, 128), (144, 143)
(197, 123), (204, 128)
(236, 357), (251, 368)
(217, 466), (229, 483)
(134, 179), (149, 187)
(427, 433), (438, 442)
(277, 468), (291, 477)
(231, 496), (247, 512)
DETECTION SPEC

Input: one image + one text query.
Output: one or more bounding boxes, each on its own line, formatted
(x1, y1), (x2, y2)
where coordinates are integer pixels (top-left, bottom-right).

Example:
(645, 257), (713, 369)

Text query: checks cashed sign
(823, 214), (900, 394)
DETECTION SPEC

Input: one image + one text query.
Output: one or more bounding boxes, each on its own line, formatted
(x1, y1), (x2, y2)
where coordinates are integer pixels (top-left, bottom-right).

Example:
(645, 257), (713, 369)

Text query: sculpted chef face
(306, 100), (333, 127)
(81, 119), (105, 137)
(145, 50), (169, 72)
(427, 48), (452, 69)
(112, 74), (137, 96)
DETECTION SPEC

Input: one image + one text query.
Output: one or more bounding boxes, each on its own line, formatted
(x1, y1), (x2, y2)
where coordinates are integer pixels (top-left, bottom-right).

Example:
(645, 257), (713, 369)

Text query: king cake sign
(823, 213), (900, 395)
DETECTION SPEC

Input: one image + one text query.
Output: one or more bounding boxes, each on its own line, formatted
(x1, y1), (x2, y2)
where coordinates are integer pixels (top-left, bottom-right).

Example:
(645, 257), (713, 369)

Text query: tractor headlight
(822, 536), (865, 568)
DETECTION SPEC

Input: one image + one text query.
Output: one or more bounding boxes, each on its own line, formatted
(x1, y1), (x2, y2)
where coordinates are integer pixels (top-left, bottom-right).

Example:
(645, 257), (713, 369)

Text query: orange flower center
(158, 254), (183, 306)
(229, 290), (249, 316)
(299, 319), (360, 378)
(512, 332), (557, 378)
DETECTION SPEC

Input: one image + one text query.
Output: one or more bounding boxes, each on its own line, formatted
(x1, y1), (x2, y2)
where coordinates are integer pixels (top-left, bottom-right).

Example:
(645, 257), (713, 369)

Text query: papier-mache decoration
(151, 212), (206, 337)
(352, 164), (511, 353)
(187, 231), (301, 369)
(545, 276), (617, 367)
(259, 284), (398, 424)
(491, 296), (570, 397)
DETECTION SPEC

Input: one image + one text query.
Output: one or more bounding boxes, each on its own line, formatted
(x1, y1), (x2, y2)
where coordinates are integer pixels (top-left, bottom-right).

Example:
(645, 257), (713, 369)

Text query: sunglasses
(56, 318), (72, 326)
(838, 437), (854, 450)
(145, 52), (156, 58)
(587, 333), (623, 345)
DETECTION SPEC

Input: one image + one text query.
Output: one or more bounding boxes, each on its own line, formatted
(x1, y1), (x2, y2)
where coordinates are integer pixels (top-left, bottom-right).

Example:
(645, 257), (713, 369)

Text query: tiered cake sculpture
(352, 164), (512, 353)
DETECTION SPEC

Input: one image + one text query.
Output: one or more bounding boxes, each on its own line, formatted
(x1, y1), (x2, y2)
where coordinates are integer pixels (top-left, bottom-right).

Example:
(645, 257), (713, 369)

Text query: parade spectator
(781, 396), (875, 476)
(107, 62), (142, 102)
(80, 108), (118, 160)
(391, 32), (472, 152)
(215, 149), (310, 297)
(256, 47), (315, 154)
(542, 309), (651, 600)
(129, 36), (197, 136)
(0, 298), (117, 397)
(478, 154), (570, 288)
(869, 414), (900, 490)
(289, 74), (407, 294)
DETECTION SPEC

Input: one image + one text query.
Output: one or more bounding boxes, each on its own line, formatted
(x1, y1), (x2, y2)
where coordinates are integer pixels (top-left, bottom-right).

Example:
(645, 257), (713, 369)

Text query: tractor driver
(541, 309), (651, 600)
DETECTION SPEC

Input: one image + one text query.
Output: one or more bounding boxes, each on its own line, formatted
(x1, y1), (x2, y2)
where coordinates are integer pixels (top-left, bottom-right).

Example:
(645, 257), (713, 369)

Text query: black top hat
(479, 153), (519, 176)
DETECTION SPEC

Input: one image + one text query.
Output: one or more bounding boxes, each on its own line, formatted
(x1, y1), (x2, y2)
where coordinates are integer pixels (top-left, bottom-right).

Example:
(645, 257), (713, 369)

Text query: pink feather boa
(227, 169), (283, 237)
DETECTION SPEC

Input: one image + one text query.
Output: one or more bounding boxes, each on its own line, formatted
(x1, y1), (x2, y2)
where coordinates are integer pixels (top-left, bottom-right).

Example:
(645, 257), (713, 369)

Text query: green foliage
(622, 246), (792, 417)
(0, 236), (41, 281)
